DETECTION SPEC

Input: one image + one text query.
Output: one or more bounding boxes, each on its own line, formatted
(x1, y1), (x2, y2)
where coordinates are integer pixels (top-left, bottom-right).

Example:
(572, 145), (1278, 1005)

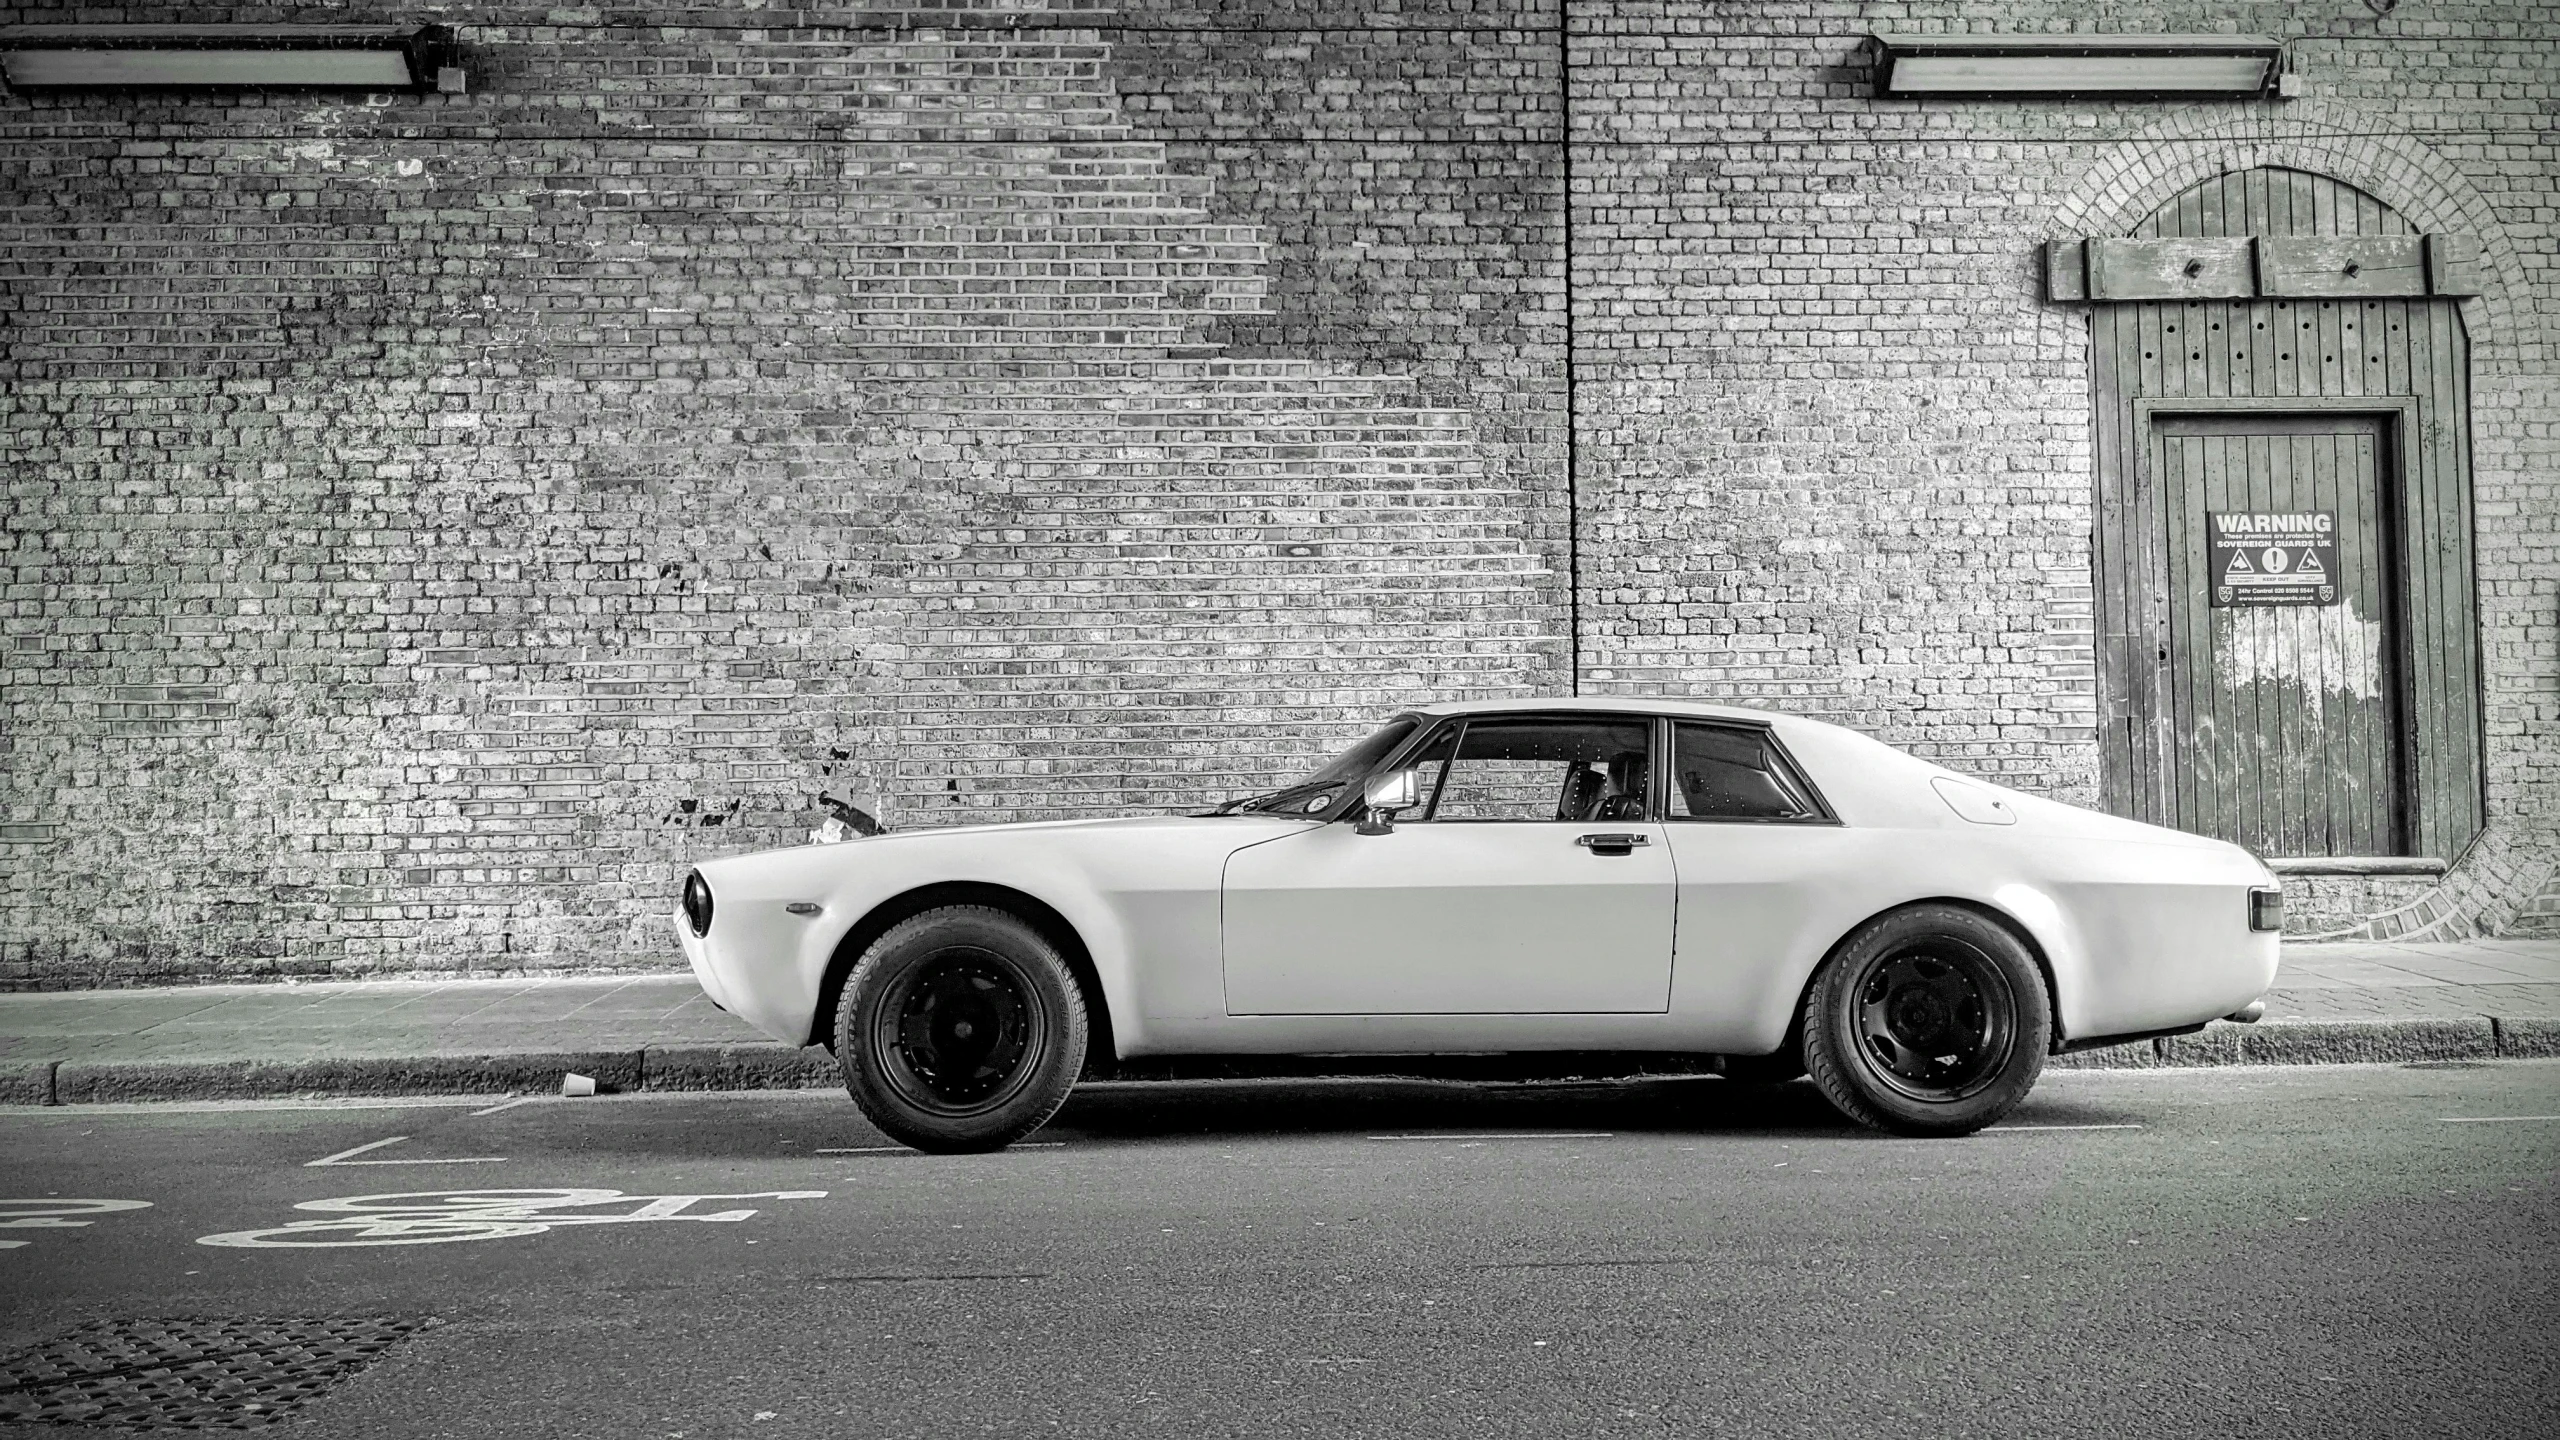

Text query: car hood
(697, 812), (1311, 873)
(825, 812), (1276, 846)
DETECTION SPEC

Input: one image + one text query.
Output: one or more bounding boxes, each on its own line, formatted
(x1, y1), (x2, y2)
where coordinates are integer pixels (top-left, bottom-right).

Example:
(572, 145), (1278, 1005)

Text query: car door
(1221, 714), (1677, 1015)
(1655, 719), (1853, 1047)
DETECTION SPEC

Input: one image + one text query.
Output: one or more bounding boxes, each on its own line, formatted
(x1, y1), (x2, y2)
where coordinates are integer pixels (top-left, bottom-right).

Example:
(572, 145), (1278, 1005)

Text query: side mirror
(1356, 768), (1423, 835)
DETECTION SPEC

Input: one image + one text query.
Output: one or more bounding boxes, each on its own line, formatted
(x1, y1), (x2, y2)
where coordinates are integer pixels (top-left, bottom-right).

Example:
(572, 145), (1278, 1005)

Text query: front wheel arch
(810, 882), (1114, 1071)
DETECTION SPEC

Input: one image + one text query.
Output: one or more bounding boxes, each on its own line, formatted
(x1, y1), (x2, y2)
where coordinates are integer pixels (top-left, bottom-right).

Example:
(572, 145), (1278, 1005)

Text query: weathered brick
(1, 1), (2551, 984)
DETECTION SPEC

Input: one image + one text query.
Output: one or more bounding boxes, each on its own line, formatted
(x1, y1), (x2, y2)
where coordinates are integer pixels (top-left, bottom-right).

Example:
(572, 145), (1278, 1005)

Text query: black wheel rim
(874, 947), (1046, 1117)
(1848, 938), (2016, 1104)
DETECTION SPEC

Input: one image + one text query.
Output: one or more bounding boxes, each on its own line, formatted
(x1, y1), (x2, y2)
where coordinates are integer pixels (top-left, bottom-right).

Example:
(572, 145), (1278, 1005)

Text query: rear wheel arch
(1799, 896), (2065, 1049)
(811, 882), (1115, 1069)
(1797, 897), (2057, 1135)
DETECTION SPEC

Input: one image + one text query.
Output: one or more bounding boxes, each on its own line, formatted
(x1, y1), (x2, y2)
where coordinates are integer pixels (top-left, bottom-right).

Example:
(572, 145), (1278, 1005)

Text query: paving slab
(2320, 937), (2560, 977)
(2262, 981), (2560, 1019)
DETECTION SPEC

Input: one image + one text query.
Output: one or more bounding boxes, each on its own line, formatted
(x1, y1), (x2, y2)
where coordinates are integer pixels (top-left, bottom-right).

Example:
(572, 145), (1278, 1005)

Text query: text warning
(2209, 511), (2339, 607)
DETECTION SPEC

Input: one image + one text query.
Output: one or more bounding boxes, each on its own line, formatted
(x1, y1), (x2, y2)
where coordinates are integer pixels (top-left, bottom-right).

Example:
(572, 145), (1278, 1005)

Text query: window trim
(1310, 711), (1456, 824)
(1418, 720), (1459, 818)
(1323, 708), (1846, 828)
(1427, 713), (1658, 824)
(1335, 710), (1661, 825)
(1659, 717), (1844, 827)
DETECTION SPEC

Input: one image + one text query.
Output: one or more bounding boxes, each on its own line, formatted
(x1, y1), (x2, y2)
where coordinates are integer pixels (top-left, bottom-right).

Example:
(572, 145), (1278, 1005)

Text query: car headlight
(682, 870), (714, 937)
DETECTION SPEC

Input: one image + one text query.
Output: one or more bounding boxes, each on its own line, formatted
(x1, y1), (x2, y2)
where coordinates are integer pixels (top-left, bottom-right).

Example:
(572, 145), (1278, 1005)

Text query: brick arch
(2052, 101), (2534, 374)
(2052, 105), (2550, 941)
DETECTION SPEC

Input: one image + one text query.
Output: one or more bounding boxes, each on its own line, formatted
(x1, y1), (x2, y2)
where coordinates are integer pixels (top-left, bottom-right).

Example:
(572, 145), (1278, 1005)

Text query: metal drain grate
(0, 1316), (435, 1430)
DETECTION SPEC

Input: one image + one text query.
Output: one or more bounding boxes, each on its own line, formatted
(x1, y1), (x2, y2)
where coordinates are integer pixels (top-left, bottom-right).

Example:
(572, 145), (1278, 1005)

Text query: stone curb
(637, 1044), (838, 1092)
(2, 1020), (2553, 1104)
(48, 1050), (647, 1104)
(2492, 1017), (2560, 1058)
(0, 1059), (56, 1107)
(2044, 1017), (2508, 1070)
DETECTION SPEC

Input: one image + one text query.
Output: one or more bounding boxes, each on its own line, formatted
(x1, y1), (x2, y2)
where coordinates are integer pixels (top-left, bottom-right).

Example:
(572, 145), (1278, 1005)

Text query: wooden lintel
(2054, 232), (2485, 305)
(2256, 235), (2428, 297)
(2087, 237), (2254, 301)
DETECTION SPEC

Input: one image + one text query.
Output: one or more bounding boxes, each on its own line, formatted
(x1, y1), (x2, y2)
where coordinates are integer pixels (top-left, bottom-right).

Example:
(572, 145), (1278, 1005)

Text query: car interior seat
(1593, 751), (1648, 821)
(1555, 765), (1606, 822)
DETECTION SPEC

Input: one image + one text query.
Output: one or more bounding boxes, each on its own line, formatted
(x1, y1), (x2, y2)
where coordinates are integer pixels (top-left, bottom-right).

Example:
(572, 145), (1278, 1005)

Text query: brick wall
(0, 1), (1569, 983)
(2, 1), (2551, 984)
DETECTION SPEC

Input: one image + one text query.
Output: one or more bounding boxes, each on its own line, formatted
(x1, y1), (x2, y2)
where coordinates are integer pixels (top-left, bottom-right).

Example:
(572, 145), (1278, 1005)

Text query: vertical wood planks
(2093, 304), (2136, 818)
(2090, 165), (2478, 859)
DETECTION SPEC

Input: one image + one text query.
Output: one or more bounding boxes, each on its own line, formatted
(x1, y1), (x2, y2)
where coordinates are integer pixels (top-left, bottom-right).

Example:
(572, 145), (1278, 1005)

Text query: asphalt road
(2, 1063), (2554, 1440)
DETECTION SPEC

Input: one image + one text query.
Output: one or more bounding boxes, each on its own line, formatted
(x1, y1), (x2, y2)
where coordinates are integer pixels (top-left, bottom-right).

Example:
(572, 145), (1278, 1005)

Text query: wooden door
(2152, 411), (2401, 855)
(2089, 166), (2481, 861)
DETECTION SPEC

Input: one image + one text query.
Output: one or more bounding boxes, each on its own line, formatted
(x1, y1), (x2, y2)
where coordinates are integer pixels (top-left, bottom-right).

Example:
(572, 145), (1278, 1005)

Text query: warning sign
(2209, 511), (2339, 607)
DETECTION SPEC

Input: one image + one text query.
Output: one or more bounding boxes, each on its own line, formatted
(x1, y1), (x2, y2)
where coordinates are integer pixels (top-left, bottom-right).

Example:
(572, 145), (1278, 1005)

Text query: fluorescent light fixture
(0, 24), (461, 92)
(1872, 33), (2282, 97)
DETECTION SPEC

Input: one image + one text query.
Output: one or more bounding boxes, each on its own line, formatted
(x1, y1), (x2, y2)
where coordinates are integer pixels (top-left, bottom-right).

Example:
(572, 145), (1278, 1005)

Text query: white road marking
(1987, 1123), (2147, 1133)
(306, 1136), (507, 1167)
(470, 1096), (537, 1117)
(307, 1137), (410, 1166)
(0, 1199), (153, 1251)
(2440, 1115), (2560, 1124)
(320, 1147), (514, 1158)
(1366, 1133), (1614, 1142)
(197, 1188), (829, 1249)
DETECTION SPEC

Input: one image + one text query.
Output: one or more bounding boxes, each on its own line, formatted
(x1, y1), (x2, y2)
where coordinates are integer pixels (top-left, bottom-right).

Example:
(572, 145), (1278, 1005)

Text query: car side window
(1421, 718), (1653, 823)
(1667, 722), (1825, 822)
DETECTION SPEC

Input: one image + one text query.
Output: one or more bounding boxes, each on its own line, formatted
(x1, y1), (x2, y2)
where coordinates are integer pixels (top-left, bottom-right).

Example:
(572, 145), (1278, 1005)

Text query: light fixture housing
(682, 871), (715, 938)
(1871, 32), (2282, 98)
(2249, 887), (2285, 933)
(0, 24), (462, 93)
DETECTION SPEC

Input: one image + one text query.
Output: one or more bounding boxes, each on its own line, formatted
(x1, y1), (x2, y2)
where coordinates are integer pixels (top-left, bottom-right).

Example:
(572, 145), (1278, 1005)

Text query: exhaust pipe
(2224, 1000), (2266, 1024)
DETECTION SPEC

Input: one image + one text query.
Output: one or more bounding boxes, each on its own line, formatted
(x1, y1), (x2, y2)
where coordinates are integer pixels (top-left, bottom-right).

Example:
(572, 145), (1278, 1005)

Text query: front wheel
(1801, 905), (2050, 1137)
(835, 906), (1088, 1154)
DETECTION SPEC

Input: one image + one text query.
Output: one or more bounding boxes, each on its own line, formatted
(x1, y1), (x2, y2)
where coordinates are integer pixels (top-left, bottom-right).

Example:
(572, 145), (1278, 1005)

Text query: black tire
(835, 906), (1089, 1154)
(1801, 904), (2050, 1137)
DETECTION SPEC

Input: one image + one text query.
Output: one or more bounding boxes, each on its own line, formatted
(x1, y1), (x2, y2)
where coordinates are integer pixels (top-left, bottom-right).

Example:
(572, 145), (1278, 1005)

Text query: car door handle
(1574, 832), (1650, 854)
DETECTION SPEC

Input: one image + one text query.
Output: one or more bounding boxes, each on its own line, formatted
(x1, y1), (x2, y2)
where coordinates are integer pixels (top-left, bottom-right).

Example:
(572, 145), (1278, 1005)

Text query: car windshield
(1207, 716), (1420, 816)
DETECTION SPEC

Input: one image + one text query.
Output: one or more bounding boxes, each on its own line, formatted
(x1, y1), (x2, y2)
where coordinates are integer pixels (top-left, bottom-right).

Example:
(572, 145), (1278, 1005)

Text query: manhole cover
(0, 1316), (435, 1430)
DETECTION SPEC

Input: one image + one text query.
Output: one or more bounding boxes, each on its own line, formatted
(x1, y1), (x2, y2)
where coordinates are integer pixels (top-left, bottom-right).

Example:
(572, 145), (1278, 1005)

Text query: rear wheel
(1801, 905), (2049, 1137)
(834, 906), (1088, 1154)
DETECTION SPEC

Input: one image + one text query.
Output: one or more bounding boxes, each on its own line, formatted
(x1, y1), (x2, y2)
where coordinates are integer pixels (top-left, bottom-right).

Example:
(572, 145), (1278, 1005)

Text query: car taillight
(2248, 886), (2283, 933)
(682, 870), (714, 937)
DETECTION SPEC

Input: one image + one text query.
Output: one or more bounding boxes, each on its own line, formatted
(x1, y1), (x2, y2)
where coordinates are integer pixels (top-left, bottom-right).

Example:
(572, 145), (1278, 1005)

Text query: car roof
(1407, 696), (1804, 727)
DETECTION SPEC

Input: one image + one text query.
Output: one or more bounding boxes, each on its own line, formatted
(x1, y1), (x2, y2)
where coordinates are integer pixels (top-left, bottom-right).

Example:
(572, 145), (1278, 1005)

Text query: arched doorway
(2070, 166), (2482, 862)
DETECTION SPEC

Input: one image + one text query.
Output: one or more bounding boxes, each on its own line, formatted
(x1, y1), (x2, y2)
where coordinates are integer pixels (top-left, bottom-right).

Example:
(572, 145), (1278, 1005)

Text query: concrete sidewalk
(3, 939), (2557, 1105)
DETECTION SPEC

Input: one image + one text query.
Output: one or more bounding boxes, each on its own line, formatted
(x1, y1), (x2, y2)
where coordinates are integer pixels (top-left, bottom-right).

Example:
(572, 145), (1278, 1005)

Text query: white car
(676, 698), (2281, 1151)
